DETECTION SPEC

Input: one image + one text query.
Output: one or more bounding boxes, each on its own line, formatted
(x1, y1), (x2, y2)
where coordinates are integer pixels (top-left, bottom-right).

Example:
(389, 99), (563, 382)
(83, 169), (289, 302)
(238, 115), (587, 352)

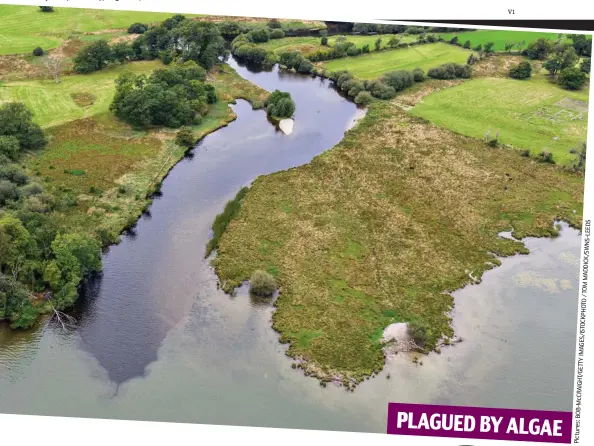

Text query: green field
(0, 61), (163, 127)
(256, 34), (418, 56)
(411, 74), (589, 164)
(0, 5), (194, 54)
(436, 30), (567, 52)
(322, 42), (472, 79)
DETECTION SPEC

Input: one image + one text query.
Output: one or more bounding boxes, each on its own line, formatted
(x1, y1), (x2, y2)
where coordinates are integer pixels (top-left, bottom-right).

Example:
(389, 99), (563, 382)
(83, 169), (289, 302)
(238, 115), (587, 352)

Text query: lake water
(0, 57), (580, 432)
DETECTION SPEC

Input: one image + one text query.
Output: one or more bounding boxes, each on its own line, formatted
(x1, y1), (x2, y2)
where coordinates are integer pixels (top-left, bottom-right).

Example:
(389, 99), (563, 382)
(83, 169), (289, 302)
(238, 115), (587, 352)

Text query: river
(0, 57), (580, 432)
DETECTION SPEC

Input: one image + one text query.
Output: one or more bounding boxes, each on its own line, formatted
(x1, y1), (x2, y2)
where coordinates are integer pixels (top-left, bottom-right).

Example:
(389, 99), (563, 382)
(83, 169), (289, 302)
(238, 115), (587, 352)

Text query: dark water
(0, 58), (581, 432)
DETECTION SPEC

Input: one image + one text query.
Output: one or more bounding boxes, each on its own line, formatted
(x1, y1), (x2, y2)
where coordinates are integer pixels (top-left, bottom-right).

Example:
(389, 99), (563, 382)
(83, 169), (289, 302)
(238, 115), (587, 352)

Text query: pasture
(410, 74), (589, 165)
(0, 5), (195, 55)
(256, 34), (418, 56)
(0, 60), (163, 127)
(321, 43), (471, 79)
(436, 30), (567, 52)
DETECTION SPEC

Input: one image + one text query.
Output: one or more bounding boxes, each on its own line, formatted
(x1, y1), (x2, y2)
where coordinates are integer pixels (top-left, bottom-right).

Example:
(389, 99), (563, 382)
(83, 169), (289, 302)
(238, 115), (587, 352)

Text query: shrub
(296, 58), (314, 74)
(581, 57), (591, 74)
(361, 44), (370, 54)
(321, 36), (328, 46)
(347, 81), (365, 97)
(248, 28), (270, 43)
(21, 182), (44, 197)
(346, 46), (360, 56)
(175, 126), (196, 148)
(558, 67), (586, 90)
(249, 270), (277, 297)
(427, 63), (470, 79)
(0, 135), (20, 160)
(128, 23), (148, 34)
(267, 18), (282, 29)
(32, 47), (44, 57)
(463, 40), (471, 49)
(536, 151), (554, 163)
(408, 321), (429, 348)
(519, 149), (531, 157)
(270, 29), (285, 39)
(266, 90), (296, 118)
(474, 44), (482, 52)
(74, 40), (113, 73)
(367, 80), (396, 99)
(39, 6), (54, 12)
(449, 36), (459, 45)
(426, 34), (437, 43)
(509, 61), (532, 79)
(382, 70), (414, 91)
(354, 91), (373, 105)
(0, 179), (19, 205)
(0, 102), (47, 151)
(412, 67), (425, 82)
(484, 42), (495, 54)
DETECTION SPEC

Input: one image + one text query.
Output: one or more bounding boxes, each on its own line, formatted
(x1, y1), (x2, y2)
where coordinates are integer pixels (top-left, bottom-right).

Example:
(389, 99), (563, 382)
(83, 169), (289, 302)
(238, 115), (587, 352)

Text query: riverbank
(211, 99), (584, 388)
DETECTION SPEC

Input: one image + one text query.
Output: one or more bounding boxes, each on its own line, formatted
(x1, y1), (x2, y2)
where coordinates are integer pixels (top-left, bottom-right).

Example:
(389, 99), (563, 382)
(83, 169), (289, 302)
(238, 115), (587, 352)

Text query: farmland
(411, 72), (589, 164)
(321, 42), (472, 78)
(0, 5), (191, 54)
(436, 30), (567, 52)
(0, 60), (163, 127)
(256, 34), (418, 55)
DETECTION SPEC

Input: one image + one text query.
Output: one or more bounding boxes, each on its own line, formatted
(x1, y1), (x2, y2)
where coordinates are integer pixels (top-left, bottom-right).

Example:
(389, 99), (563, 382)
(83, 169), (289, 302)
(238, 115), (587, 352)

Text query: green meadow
(322, 42), (472, 79)
(411, 74), (589, 164)
(0, 5), (196, 54)
(0, 61), (163, 127)
(436, 30), (567, 52)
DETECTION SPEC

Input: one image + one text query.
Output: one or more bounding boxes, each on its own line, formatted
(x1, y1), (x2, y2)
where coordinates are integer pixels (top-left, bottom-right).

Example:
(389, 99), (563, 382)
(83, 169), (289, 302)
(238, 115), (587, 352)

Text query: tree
(0, 102), (47, 151)
(128, 23), (148, 34)
(267, 18), (282, 29)
(509, 61), (532, 79)
(581, 58), (591, 74)
(412, 67), (425, 82)
(388, 36), (401, 48)
(175, 127), (196, 148)
(74, 40), (113, 73)
(382, 70), (414, 92)
(523, 38), (554, 60)
(374, 37), (382, 51)
(570, 142), (587, 172)
(270, 29), (285, 39)
(43, 54), (65, 83)
(266, 90), (296, 119)
(248, 28), (270, 43)
(39, 6), (54, 12)
(568, 34), (592, 57)
(558, 67), (586, 90)
(504, 41), (515, 52)
(354, 91), (372, 105)
(484, 42), (495, 54)
(515, 40), (527, 52)
(111, 42), (134, 64)
(463, 40), (471, 49)
(321, 36), (328, 46)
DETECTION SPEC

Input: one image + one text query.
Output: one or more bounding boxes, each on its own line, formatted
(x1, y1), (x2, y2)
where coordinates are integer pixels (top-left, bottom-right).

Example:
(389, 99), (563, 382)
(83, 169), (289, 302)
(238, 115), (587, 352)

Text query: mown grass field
(24, 62), (269, 239)
(436, 30), (568, 52)
(410, 73), (589, 165)
(256, 34), (418, 56)
(0, 60), (163, 127)
(321, 43), (472, 79)
(0, 5), (189, 55)
(212, 101), (584, 386)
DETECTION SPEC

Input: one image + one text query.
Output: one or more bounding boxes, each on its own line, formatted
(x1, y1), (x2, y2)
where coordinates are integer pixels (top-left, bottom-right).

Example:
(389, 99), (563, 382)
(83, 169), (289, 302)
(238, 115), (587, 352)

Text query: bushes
(408, 321), (429, 348)
(247, 28), (270, 43)
(509, 61), (532, 79)
(0, 102), (47, 151)
(581, 58), (591, 74)
(536, 151), (555, 164)
(128, 23), (148, 34)
(427, 63), (471, 80)
(0, 136), (20, 160)
(206, 186), (249, 256)
(249, 270), (277, 297)
(463, 40), (471, 49)
(32, 47), (44, 56)
(39, 6), (54, 12)
(267, 18), (282, 29)
(296, 58), (314, 74)
(321, 36), (328, 46)
(354, 91), (373, 105)
(382, 70), (414, 92)
(412, 67), (425, 82)
(270, 29), (285, 39)
(175, 127), (196, 148)
(558, 67), (586, 90)
(367, 80), (396, 99)
(266, 90), (296, 119)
